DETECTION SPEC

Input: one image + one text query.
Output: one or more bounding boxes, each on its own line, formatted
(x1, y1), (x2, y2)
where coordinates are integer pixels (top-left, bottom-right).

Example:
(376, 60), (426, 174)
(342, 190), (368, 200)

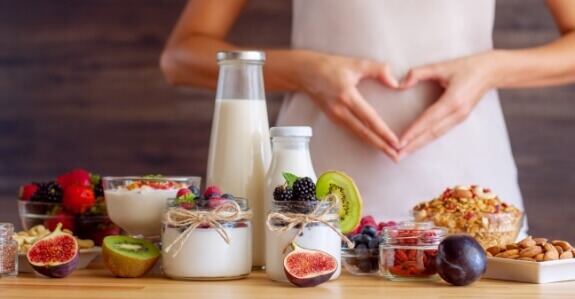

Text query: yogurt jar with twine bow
(265, 194), (352, 283)
(161, 197), (253, 280)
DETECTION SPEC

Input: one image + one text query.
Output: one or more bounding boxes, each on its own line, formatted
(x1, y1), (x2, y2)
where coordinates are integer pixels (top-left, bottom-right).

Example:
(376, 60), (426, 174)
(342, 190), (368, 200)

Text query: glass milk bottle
(264, 126), (317, 218)
(206, 51), (271, 269)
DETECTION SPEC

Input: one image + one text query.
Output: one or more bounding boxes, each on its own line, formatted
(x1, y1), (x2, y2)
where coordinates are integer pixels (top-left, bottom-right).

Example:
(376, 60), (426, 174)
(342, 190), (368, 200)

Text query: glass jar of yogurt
(161, 197), (252, 280)
(265, 200), (342, 282)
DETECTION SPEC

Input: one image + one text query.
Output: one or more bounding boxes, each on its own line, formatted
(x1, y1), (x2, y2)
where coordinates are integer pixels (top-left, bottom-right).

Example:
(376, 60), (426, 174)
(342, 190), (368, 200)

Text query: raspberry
(273, 185), (293, 201)
(292, 177), (316, 201)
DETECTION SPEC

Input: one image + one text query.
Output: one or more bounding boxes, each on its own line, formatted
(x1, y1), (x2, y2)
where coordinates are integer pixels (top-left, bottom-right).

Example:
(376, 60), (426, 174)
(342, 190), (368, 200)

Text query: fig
(315, 171), (363, 234)
(283, 243), (337, 287)
(102, 235), (160, 278)
(26, 222), (80, 278)
(435, 234), (486, 286)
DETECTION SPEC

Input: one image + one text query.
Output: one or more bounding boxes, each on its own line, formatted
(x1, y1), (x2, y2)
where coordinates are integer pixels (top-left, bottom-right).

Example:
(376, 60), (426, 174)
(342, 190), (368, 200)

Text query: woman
(160, 0), (575, 231)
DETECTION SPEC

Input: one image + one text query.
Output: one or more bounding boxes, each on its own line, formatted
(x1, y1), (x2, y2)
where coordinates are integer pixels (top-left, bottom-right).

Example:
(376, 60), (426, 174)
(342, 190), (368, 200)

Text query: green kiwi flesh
(102, 235), (160, 278)
(315, 170), (363, 234)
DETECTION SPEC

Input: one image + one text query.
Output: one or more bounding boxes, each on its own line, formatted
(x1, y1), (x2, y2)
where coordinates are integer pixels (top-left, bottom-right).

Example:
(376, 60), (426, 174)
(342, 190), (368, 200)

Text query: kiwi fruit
(102, 235), (160, 278)
(315, 170), (363, 234)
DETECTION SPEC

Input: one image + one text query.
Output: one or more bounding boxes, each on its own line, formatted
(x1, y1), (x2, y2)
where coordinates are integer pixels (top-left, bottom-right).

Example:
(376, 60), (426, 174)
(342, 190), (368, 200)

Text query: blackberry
(292, 177), (316, 201)
(93, 179), (104, 198)
(30, 181), (63, 203)
(273, 185), (293, 201)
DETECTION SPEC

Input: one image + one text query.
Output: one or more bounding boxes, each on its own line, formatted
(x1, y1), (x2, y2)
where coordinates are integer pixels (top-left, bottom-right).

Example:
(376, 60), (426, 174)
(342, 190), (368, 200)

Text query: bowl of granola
(412, 185), (523, 249)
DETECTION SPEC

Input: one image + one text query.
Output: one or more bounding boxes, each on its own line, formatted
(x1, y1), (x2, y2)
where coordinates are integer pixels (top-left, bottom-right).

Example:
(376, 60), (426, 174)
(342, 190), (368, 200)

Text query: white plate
(484, 257), (575, 283)
(19, 247), (101, 273)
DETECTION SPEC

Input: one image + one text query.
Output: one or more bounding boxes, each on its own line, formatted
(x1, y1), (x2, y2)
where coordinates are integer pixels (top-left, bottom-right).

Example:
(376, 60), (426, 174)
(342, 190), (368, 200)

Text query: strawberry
(19, 183), (39, 201)
(88, 222), (121, 246)
(57, 169), (91, 189)
(63, 185), (96, 214)
(203, 185), (222, 199)
(176, 188), (192, 198)
(44, 210), (75, 232)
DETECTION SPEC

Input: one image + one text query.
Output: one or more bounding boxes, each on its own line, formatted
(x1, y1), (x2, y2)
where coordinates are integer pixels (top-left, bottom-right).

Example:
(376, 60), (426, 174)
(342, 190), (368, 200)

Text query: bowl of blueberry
(341, 216), (397, 275)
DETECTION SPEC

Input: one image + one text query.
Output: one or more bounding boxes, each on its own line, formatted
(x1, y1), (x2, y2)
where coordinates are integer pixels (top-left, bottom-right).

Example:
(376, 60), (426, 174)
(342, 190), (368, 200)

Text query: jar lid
(0, 222), (14, 239)
(216, 51), (265, 62)
(270, 126), (313, 137)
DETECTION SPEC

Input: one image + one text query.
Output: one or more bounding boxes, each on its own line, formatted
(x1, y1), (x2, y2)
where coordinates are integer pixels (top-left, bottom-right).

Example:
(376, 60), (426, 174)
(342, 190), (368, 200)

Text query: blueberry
(188, 185), (200, 197)
(355, 243), (367, 250)
(368, 237), (383, 249)
(355, 234), (372, 246)
(360, 225), (377, 238)
(221, 193), (235, 200)
(350, 234), (363, 244)
(356, 258), (373, 272)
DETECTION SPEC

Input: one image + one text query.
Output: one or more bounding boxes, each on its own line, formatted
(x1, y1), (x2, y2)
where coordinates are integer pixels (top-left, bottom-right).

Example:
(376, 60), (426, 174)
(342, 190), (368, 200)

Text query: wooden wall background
(1, 0), (574, 241)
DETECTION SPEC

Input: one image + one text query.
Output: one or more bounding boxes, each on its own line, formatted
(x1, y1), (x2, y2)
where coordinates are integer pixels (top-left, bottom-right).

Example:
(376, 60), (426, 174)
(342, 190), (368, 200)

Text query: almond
(486, 246), (501, 256)
(533, 238), (548, 246)
(552, 240), (572, 251)
(519, 245), (542, 258)
(496, 249), (519, 258)
(544, 250), (559, 261)
(555, 246), (564, 255)
(453, 189), (473, 199)
(559, 250), (573, 259)
(506, 243), (520, 250)
(543, 243), (557, 253)
(534, 253), (545, 262)
(517, 257), (536, 262)
(518, 236), (536, 248)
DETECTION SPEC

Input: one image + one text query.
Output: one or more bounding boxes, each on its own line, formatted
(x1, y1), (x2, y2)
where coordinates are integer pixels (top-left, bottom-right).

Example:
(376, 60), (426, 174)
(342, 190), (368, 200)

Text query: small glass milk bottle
(0, 223), (18, 277)
(206, 51), (271, 268)
(264, 126), (317, 225)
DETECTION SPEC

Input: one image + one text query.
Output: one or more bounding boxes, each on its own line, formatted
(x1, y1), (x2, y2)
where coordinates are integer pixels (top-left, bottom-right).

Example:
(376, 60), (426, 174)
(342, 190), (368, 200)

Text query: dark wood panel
(0, 0), (573, 243)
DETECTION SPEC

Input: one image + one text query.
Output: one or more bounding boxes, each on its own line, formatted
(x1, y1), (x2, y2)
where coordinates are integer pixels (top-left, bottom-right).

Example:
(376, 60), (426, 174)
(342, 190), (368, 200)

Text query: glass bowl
(102, 176), (201, 238)
(413, 210), (523, 249)
(341, 248), (380, 275)
(18, 200), (115, 245)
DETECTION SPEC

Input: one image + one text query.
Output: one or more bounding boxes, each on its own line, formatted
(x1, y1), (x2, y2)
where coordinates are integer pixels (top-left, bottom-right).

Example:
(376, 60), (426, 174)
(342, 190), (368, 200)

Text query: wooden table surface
(1, 262), (574, 299)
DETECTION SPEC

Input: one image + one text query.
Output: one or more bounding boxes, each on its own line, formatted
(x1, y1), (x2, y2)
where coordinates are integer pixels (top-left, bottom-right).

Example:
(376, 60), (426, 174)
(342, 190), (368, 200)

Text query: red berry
(19, 183), (39, 201)
(44, 210), (75, 232)
(63, 185), (96, 214)
(208, 197), (226, 209)
(203, 185), (222, 199)
(176, 188), (191, 198)
(89, 223), (121, 246)
(57, 169), (92, 189)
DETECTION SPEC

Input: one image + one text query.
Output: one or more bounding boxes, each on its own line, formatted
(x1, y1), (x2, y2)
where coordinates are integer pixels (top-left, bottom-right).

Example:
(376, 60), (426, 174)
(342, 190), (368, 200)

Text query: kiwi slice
(315, 170), (363, 234)
(102, 235), (160, 278)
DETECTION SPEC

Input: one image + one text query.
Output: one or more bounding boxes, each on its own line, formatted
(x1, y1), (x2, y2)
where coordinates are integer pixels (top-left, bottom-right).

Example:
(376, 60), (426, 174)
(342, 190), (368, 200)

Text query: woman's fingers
(398, 89), (471, 160)
(348, 87), (400, 149)
(360, 62), (399, 88)
(326, 100), (400, 161)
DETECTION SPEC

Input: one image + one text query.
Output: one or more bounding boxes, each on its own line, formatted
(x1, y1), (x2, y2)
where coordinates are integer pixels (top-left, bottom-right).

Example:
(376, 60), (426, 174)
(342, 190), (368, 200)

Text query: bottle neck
(271, 136), (311, 152)
(216, 61), (265, 100)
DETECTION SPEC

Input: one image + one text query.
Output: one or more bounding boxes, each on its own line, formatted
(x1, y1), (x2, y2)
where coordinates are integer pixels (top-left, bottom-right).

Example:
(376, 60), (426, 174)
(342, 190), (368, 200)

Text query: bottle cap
(270, 126), (312, 137)
(216, 51), (266, 62)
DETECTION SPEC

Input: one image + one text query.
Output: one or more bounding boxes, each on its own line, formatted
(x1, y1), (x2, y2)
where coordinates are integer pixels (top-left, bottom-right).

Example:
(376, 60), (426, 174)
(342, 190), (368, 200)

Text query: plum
(435, 234), (486, 286)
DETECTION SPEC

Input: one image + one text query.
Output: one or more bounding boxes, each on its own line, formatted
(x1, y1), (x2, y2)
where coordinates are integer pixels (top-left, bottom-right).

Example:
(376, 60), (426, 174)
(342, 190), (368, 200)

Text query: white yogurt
(265, 224), (341, 282)
(162, 225), (252, 279)
(105, 187), (179, 237)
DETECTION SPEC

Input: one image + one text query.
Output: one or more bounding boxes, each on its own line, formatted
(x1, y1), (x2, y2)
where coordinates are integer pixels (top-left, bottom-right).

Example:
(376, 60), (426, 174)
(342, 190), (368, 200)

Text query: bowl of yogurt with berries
(102, 176), (201, 238)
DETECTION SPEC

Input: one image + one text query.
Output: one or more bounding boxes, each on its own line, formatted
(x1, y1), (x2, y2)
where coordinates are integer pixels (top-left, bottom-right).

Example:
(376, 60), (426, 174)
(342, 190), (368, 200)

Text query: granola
(412, 185), (523, 248)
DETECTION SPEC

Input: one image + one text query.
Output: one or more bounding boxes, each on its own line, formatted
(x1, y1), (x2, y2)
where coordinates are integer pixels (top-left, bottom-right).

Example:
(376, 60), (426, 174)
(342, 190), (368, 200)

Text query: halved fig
(283, 243), (337, 287)
(26, 222), (80, 278)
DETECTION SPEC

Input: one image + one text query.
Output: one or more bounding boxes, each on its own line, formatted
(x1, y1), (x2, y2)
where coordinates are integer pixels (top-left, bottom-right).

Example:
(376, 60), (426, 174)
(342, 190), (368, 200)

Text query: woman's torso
(277, 0), (524, 225)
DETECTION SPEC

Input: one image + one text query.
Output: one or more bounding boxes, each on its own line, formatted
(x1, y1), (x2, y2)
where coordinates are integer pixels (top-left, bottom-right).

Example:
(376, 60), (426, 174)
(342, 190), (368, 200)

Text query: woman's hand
(291, 51), (401, 160)
(396, 52), (499, 160)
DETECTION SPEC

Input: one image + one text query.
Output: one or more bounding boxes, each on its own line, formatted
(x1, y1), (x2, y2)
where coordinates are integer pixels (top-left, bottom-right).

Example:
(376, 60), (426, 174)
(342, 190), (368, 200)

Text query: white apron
(277, 0), (526, 233)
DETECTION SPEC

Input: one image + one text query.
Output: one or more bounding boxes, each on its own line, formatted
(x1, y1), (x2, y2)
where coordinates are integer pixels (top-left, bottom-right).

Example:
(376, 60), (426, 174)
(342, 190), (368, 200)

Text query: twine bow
(163, 200), (252, 257)
(265, 194), (354, 253)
